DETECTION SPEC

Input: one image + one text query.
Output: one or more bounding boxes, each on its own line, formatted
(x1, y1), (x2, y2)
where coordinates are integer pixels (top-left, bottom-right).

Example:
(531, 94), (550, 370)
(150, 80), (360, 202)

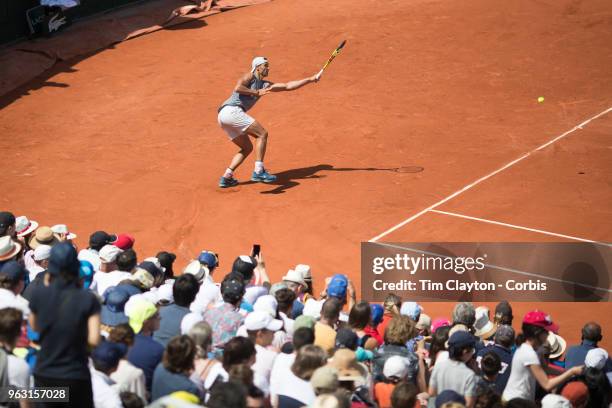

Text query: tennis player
(217, 57), (319, 187)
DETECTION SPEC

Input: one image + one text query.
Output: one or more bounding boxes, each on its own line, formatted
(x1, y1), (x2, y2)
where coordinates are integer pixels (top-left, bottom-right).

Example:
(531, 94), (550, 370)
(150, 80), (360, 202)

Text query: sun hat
(585, 347), (608, 369)
(51, 224), (77, 240)
(547, 331), (567, 359)
(99, 245), (123, 264)
(295, 264), (312, 282)
(254, 295), (278, 317)
(474, 306), (497, 339)
(15, 216), (38, 238)
(523, 310), (559, 333)
(101, 286), (130, 326)
(28, 226), (59, 249)
(184, 260), (208, 283)
(310, 366), (339, 391)
(251, 56), (268, 73)
(282, 269), (306, 287)
(0, 236), (21, 262)
(181, 312), (204, 335)
(400, 302), (422, 321)
(125, 297), (157, 334)
(244, 310), (283, 332)
(328, 349), (367, 381)
(383, 355), (411, 379)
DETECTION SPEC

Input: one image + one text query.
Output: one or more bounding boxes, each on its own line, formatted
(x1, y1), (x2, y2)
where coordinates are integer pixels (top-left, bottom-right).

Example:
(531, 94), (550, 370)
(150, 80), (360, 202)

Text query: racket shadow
(241, 164), (421, 194)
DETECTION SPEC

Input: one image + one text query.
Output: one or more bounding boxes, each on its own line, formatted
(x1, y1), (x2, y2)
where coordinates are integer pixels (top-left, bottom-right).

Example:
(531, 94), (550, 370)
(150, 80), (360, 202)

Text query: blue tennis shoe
(251, 169), (277, 183)
(219, 176), (239, 188)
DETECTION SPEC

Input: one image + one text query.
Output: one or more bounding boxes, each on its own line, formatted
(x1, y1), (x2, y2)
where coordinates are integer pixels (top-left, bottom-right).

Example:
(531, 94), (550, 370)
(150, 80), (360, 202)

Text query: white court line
(372, 242), (612, 293)
(369, 107), (612, 242)
(430, 209), (612, 247)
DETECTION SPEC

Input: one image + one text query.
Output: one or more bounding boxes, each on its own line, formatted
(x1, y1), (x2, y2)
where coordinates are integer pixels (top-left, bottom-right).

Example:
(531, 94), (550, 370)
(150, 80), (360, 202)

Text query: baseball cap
(48, 242), (80, 277)
(244, 310), (283, 331)
(198, 251), (219, 270)
(89, 231), (115, 248)
(221, 276), (245, 304)
(400, 302), (422, 321)
(585, 347), (608, 369)
(447, 330), (477, 349)
(523, 310), (559, 333)
(335, 328), (358, 350)
(139, 261), (163, 279)
(383, 355), (410, 379)
(125, 297), (157, 333)
(327, 274), (348, 299)
(435, 390), (466, 408)
(310, 366), (339, 391)
(91, 341), (127, 371)
(99, 244), (123, 264)
(113, 233), (135, 250)
(251, 56), (268, 72)
(232, 255), (257, 280)
(254, 295), (278, 317)
(101, 287), (130, 326)
(0, 261), (26, 282)
(561, 381), (588, 407)
(370, 304), (384, 326)
(431, 318), (451, 333)
(33, 245), (52, 261)
(541, 394), (571, 408)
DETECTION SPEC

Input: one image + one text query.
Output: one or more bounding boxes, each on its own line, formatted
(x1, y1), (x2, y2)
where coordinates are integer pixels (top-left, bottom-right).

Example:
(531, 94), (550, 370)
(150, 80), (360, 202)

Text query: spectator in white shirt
(78, 231), (115, 272)
(91, 245), (129, 296)
(108, 324), (147, 402)
(270, 327), (315, 403)
(27, 244), (51, 282)
(245, 310), (282, 396)
(90, 341), (128, 408)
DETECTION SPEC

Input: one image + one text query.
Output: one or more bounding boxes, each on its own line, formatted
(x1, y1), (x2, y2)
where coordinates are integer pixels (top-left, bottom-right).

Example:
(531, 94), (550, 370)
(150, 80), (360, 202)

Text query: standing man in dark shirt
(476, 324), (514, 395)
(28, 242), (101, 408)
(565, 322), (612, 371)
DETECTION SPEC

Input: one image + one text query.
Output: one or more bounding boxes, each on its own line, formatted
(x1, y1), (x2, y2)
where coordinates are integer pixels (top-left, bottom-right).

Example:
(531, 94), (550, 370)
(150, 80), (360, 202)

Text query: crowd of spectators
(0, 210), (610, 408)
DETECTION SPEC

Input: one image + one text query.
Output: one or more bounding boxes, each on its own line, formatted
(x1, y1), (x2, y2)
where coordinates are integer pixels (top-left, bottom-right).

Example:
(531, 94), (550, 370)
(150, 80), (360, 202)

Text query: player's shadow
(244, 164), (404, 194)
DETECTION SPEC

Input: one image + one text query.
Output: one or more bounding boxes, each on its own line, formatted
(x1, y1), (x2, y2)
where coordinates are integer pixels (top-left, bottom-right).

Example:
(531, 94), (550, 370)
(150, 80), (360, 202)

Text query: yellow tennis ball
(538, 96), (545, 103)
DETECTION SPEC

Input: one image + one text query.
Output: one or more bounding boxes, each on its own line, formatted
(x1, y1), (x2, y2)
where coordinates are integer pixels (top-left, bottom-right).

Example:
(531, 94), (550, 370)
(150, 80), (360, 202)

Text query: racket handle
(315, 69), (323, 81)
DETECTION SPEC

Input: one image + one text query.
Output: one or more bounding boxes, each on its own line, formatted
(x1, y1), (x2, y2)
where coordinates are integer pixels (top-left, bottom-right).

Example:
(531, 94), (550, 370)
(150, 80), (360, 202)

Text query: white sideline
(429, 209), (611, 247)
(368, 107), (612, 242)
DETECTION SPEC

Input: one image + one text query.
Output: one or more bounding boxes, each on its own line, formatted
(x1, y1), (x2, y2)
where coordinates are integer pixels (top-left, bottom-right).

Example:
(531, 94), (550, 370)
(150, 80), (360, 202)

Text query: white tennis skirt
(217, 105), (255, 140)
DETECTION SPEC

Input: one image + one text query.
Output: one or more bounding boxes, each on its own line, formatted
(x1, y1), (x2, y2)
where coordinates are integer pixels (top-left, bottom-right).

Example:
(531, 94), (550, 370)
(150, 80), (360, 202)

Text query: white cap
(99, 244), (123, 263)
(541, 394), (571, 408)
(181, 312), (204, 335)
(585, 347), (609, 369)
(244, 310), (283, 332)
(282, 269), (306, 287)
(33, 244), (52, 261)
(251, 56), (268, 72)
(383, 356), (411, 379)
(295, 264), (311, 281)
(303, 298), (323, 319)
(254, 295), (278, 318)
(157, 283), (174, 303)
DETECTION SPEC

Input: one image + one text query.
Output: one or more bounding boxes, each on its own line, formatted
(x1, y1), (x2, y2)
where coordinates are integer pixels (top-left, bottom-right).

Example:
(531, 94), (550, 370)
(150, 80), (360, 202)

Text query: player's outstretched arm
(268, 74), (319, 92)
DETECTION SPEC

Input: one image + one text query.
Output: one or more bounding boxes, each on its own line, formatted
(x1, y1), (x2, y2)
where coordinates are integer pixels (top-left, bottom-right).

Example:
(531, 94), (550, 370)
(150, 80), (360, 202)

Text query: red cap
(523, 310), (559, 333)
(112, 233), (135, 250)
(561, 381), (588, 407)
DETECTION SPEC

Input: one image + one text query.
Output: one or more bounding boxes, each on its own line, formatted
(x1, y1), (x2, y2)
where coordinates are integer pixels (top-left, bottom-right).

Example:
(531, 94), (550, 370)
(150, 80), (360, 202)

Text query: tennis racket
(316, 40), (347, 80)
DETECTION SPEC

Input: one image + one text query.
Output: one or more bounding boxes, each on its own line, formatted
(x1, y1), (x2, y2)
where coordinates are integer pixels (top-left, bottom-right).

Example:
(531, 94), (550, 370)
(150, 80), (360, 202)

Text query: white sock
(254, 161), (264, 173)
(223, 168), (233, 178)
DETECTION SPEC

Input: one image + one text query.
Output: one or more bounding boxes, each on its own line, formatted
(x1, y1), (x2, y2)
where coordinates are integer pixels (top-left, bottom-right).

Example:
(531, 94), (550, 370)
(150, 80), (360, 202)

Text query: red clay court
(1, 0), (611, 348)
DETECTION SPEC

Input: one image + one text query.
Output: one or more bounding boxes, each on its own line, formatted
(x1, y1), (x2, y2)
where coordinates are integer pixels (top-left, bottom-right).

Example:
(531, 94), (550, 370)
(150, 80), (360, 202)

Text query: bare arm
(233, 73), (266, 97)
(28, 313), (37, 332)
(88, 313), (101, 347)
(268, 74), (318, 92)
(529, 364), (583, 391)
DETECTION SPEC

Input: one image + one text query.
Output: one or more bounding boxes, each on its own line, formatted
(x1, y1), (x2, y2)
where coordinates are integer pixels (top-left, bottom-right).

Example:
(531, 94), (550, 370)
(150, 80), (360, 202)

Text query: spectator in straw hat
(28, 226), (59, 250)
(474, 306), (497, 343)
(328, 348), (374, 406)
(15, 215), (38, 244)
(0, 236), (22, 266)
(476, 324), (514, 394)
(295, 264), (314, 301)
(51, 224), (77, 243)
(546, 330), (567, 366)
(0, 261), (30, 317)
(29, 242), (101, 407)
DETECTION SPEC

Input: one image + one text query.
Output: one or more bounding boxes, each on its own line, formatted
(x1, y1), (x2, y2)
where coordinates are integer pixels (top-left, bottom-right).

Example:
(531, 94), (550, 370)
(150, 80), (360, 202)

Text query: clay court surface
(1, 0), (611, 348)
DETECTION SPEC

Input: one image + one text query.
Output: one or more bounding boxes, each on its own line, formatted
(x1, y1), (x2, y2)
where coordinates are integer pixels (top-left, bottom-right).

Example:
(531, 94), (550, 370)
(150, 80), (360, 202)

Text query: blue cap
(91, 341), (127, 370)
(101, 287), (130, 326)
(198, 251), (218, 270)
(327, 274), (348, 299)
(0, 260), (26, 282)
(370, 304), (384, 325)
(435, 390), (466, 408)
(79, 260), (94, 289)
(48, 242), (79, 277)
(400, 302), (422, 321)
(448, 330), (477, 349)
(138, 261), (162, 278)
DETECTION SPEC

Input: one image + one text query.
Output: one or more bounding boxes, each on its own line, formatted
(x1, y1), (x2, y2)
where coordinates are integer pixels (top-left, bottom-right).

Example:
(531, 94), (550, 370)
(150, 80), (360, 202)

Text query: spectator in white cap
(91, 245), (128, 296)
(374, 355), (411, 408)
(245, 310), (283, 396)
(541, 394), (571, 408)
(27, 244), (51, 282)
(295, 264), (314, 301)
